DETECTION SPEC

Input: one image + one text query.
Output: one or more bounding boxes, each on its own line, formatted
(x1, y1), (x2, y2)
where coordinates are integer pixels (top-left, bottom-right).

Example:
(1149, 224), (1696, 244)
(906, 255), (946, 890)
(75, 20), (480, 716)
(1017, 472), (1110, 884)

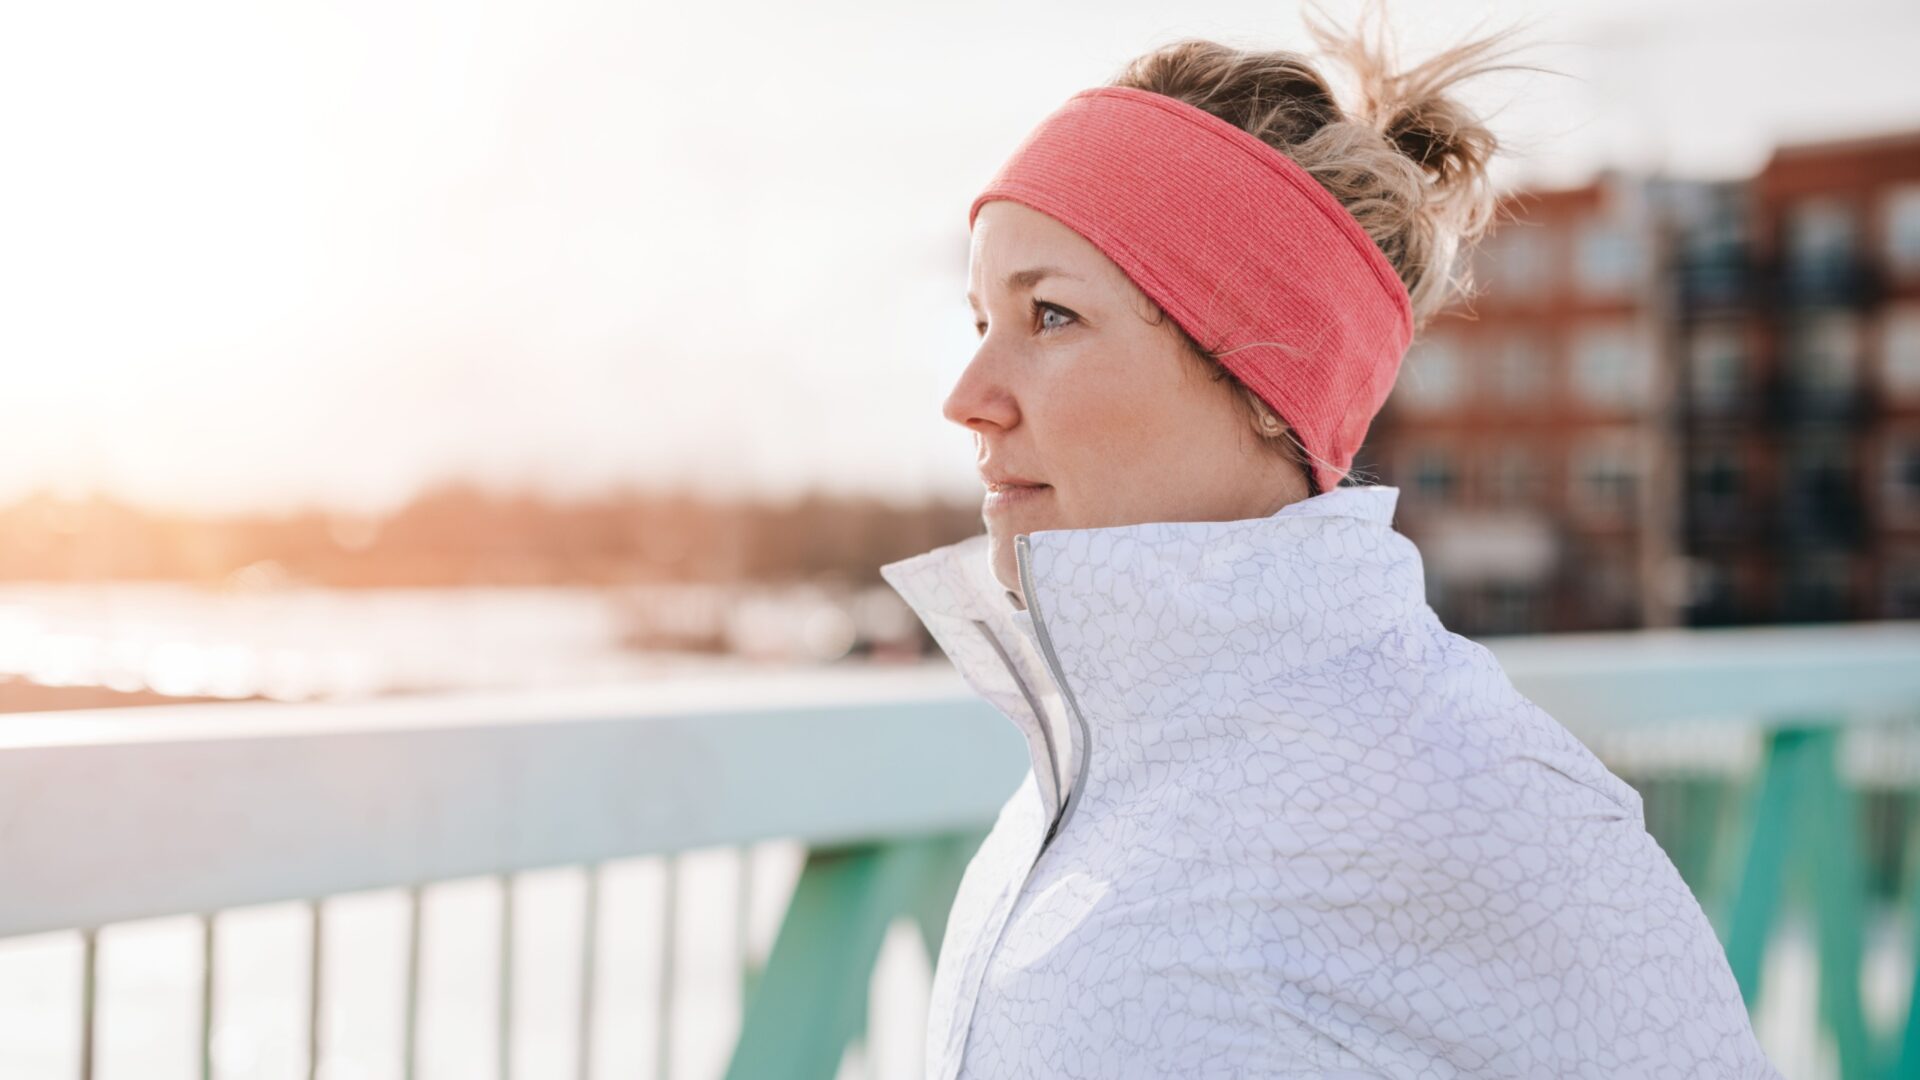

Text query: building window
(1480, 582), (1541, 635)
(1573, 218), (1643, 296)
(1675, 182), (1750, 258)
(1571, 323), (1654, 409)
(1487, 445), (1545, 506)
(1883, 435), (1920, 522)
(1785, 197), (1857, 282)
(1407, 447), (1458, 505)
(1393, 336), (1465, 411)
(1883, 183), (1920, 277)
(1579, 552), (1638, 626)
(1571, 434), (1642, 520)
(1781, 436), (1858, 538)
(1481, 225), (1554, 299)
(1881, 305), (1920, 400)
(1786, 313), (1862, 406)
(1672, 182), (1751, 308)
(1689, 442), (1744, 523)
(1782, 553), (1852, 622)
(1492, 332), (1549, 403)
(1686, 558), (1738, 624)
(1688, 325), (1745, 411)
(1885, 549), (1920, 618)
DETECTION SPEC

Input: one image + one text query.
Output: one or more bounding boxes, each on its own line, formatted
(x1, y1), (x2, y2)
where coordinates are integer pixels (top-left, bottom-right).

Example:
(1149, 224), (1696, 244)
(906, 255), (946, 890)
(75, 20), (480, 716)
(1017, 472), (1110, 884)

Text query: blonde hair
(1109, 0), (1540, 490)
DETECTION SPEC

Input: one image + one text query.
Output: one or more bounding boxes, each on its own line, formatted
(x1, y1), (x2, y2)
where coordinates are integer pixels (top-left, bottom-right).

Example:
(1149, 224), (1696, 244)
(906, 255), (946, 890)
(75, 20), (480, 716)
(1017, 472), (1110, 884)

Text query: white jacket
(878, 486), (1781, 1080)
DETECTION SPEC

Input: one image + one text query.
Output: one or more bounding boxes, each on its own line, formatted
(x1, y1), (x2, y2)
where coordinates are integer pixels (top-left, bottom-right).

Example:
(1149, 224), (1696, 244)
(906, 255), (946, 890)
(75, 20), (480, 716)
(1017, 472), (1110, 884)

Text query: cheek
(1031, 374), (1140, 471)
(1046, 343), (1194, 462)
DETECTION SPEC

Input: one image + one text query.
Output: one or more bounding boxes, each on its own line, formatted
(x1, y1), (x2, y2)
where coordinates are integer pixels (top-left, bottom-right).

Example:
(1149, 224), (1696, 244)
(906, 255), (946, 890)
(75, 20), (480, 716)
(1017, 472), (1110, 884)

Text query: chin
(986, 533), (1021, 596)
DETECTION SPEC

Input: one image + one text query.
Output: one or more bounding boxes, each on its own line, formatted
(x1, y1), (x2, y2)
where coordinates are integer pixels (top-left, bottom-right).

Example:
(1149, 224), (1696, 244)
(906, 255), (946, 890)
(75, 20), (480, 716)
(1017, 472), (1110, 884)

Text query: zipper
(968, 617), (1063, 829)
(1014, 533), (1094, 854)
(942, 533), (1094, 1080)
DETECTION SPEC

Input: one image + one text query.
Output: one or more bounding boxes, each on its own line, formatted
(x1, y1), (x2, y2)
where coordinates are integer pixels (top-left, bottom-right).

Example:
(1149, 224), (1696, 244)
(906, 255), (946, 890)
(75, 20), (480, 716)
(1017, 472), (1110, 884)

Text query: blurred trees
(0, 483), (983, 588)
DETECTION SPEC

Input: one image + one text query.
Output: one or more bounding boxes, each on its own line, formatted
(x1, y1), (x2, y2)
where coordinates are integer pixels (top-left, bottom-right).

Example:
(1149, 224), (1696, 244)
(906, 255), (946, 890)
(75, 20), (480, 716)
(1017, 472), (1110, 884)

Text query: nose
(941, 344), (1020, 434)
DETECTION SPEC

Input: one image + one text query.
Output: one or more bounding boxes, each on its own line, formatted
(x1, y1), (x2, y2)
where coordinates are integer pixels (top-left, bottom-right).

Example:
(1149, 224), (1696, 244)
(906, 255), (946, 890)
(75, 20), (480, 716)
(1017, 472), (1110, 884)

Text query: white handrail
(1479, 621), (1920, 734)
(0, 665), (1022, 939)
(3, 622), (1917, 941)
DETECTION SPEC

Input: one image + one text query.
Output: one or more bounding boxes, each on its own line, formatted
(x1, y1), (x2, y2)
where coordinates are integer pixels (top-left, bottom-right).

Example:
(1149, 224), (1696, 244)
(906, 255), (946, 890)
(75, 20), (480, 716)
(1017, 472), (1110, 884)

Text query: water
(0, 581), (921, 707)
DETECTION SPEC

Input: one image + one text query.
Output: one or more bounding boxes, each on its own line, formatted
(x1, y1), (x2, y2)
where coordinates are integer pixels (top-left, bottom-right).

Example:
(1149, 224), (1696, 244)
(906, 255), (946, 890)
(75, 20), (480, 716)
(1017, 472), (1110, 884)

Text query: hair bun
(1111, 2), (1545, 327)
(1302, 0), (1531, 284)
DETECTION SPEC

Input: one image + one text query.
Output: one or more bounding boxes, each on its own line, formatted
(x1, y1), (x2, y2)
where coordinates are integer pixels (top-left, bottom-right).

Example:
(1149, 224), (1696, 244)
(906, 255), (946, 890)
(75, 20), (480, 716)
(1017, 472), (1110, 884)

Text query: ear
(1250, 402), (1287, 437)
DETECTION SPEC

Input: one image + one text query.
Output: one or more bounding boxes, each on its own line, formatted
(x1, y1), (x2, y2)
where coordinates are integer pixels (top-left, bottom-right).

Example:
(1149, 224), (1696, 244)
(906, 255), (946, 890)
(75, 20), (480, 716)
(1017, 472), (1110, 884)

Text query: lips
(982, 480), (1051, 514)
(979, 467), (1047, 489)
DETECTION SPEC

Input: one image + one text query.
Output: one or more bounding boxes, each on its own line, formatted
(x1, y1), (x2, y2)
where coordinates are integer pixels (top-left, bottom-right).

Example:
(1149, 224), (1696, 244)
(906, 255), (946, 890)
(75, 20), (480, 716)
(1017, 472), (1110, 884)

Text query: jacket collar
(881, 485), (1420, 646)
(879, 486), (1426, 781)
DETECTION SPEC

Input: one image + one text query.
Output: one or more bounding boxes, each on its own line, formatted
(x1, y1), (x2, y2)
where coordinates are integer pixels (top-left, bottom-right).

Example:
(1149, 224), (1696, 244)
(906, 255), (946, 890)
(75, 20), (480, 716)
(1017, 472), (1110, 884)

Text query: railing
(3, 624), (1920, 1079)
(0, 668), (1018, 1079)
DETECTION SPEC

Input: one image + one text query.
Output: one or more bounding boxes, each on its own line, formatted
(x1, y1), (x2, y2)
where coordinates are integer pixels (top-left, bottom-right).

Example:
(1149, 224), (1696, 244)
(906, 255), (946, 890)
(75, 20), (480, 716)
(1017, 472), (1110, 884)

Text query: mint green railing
(1709, 722), (1920, 1079)
(2, 623), (1917, 1080)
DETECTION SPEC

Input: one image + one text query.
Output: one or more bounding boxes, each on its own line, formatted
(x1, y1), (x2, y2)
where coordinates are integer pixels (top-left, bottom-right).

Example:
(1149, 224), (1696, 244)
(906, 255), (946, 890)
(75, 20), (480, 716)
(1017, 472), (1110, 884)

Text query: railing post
(1789, 726), (1871, 1080)
(908, 828), (986, 964)
(656, 855), (677, 1080)
(79, 927), (97, 1080)
(1891, 791), (1920, 1080)
(1718, 720), (1878, 1080)
(499, 872), (516, 1080)
(200, 913), (216, 1080)
(1669, 774), (1729, 897)
(577, 863), (601, 1080)
(723, 831), (981, 1080)
(738, 847), (761, 1012)
(404, 885), (424, 1080)
(1719, 725), (1809, 1006)
(308, 899), (324, 1080)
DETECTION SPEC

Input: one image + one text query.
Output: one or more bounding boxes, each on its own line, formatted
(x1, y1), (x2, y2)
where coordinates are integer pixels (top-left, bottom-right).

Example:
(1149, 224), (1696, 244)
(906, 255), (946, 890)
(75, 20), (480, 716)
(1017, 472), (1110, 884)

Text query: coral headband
(968, 85), (1414, 494)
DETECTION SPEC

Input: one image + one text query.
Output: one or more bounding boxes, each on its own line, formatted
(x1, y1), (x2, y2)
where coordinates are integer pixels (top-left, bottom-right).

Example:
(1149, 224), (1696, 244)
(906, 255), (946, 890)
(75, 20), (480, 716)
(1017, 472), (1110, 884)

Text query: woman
(877, 10), (1783, 1080)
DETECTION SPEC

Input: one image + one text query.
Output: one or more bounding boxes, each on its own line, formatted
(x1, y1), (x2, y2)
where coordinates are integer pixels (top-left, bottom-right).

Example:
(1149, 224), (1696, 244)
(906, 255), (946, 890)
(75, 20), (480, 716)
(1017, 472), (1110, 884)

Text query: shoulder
(1297, 608), (1645, 822)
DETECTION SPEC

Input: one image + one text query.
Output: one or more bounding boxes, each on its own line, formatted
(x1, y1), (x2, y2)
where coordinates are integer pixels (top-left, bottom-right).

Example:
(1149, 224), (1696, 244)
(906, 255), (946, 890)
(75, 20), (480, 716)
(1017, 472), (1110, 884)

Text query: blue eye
(1032, 299), (1076, 334)
(973, 299), (1078, 338)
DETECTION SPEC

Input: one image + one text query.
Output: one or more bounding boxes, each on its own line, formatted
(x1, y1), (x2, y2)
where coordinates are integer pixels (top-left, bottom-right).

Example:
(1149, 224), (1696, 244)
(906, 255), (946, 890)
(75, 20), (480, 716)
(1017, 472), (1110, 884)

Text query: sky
(3, 0), (1919, 514)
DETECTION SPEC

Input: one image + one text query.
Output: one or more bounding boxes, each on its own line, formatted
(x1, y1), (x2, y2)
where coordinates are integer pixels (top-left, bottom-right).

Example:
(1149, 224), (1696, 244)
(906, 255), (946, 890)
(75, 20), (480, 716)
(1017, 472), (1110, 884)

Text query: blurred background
(3, 1), (1919, 1078)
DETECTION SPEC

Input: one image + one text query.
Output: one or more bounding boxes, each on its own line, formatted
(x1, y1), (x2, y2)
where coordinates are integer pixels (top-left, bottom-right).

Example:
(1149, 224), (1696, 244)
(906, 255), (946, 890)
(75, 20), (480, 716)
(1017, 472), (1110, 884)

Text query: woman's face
(951, 199), (1309, 604)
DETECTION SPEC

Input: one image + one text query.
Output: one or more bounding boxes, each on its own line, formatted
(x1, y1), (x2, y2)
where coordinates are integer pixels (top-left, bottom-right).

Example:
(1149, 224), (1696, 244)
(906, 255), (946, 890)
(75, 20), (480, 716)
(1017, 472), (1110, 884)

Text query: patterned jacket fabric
(877, 485), (1781, 1080)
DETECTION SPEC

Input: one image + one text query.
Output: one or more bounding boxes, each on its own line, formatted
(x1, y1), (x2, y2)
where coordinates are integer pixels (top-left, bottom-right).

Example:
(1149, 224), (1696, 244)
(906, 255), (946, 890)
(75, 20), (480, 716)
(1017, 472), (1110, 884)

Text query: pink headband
(968, 85), (1414, 494)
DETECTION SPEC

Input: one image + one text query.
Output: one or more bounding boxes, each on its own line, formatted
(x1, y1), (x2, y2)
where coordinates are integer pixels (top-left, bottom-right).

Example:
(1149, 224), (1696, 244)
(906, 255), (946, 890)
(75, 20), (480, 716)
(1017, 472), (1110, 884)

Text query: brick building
(1361, 171), (1677, 635)
(1675, 130), (1920, 623)
(1361, 129), (1920, 635)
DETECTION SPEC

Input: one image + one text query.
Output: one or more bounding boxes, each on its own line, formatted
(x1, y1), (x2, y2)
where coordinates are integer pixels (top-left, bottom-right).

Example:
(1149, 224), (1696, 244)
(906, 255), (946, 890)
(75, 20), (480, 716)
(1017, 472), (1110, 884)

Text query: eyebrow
(965, 266), (1083, 309)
